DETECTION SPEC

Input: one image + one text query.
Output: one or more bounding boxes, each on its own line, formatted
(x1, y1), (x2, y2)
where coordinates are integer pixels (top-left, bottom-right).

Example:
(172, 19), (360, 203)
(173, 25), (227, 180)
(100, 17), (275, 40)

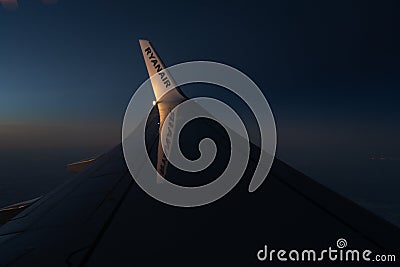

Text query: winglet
(139, 39), (178, 101)
(139, 40), (187, 182)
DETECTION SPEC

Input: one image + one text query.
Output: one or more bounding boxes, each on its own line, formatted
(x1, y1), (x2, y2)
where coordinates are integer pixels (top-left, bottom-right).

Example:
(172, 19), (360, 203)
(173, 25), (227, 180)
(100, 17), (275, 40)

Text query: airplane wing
(0, 40), (399, 267)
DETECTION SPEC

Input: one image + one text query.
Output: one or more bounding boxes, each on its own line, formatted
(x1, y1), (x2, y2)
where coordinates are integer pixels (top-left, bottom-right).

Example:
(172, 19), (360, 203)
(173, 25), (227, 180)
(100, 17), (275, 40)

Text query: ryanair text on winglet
(144, 46), (172, 89)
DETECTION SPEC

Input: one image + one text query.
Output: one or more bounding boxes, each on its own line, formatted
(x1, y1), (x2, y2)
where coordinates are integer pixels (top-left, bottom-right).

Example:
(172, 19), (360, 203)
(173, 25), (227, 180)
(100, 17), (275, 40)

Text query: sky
(0, 0), (400, 223)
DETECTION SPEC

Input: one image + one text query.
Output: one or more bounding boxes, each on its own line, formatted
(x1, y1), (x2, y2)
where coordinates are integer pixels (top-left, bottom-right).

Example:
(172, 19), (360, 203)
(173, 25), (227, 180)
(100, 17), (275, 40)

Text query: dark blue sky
(2, 0), (399, 123)
(1, 0), (400, 222)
